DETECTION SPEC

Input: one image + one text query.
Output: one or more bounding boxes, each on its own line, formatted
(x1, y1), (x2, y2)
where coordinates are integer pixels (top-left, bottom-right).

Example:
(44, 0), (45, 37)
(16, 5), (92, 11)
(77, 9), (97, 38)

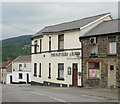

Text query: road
(2, 84), (118, 103)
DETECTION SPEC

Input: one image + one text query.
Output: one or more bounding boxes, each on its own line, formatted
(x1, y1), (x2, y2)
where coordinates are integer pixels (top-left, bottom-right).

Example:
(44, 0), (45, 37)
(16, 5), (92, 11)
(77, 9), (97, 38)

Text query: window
(34, 40), (38, 54)
(58, 63), (64, 79)
(19, 73), (23, 79)
(67, 67), (71, 75)
(88, 62), (100, 78)
(91, 44), (98, 54)
(110, 65), (114, 70)
(40, 39), (42, 53)
(34, 63), (37, 76)
(24, 64), (26, 68)
(58, 34), (64, 50)
(49, 37), (51, 51)
(39, 63), (41, 77)
(19, 64), (22, 71)
(108, 37), (116, 54)
(48, 63), (51, 79)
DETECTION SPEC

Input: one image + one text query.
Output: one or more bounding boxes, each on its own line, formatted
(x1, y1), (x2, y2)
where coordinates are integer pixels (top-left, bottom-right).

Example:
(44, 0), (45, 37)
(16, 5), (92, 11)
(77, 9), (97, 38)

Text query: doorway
(108, 64), (116, 88)
(72, 63), (78, 87)
(10, 76), (12, 84)
(27, 74), (29, 83)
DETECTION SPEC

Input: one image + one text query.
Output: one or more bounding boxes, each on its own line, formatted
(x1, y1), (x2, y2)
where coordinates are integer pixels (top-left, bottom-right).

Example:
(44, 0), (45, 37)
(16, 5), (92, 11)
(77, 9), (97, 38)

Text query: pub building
(31, 13), (112, 87)
(79, 19), (120, 88)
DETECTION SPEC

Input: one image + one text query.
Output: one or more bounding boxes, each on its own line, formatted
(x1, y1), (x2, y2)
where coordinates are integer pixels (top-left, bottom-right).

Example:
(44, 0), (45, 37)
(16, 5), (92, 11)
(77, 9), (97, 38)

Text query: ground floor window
(48, 63), (51, 79)
(34, 63), (37, 76)
(58, 63), (64, 79)
(39, 63), (41, 77)
(19, 73), (23, 79)
(88, 62), (100, 78)
(19, 64), (22, 71)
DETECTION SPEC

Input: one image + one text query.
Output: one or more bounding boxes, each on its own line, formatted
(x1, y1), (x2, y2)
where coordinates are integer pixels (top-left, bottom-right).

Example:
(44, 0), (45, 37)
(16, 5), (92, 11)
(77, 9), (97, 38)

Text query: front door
(72, 63), (78, 87)
(108, 64), (116, 88)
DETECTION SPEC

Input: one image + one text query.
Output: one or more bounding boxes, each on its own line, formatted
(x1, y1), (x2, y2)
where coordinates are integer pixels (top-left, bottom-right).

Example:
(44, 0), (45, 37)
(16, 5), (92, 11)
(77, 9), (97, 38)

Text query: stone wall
(81, 34), (119, 88)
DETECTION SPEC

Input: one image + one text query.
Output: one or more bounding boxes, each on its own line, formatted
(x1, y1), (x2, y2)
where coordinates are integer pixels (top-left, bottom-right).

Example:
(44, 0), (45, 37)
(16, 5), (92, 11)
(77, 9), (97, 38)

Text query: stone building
(31, 13), (112, 87)
(79, 19), (120, 88)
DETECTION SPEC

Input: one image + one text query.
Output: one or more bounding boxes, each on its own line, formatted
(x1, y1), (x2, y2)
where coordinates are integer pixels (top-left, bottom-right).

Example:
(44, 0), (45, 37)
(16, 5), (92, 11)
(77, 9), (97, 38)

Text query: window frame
(34, 40), (38, 54)
(49, 37), (51, 52)
(57, 63), (64, 80)
(88, 62), (101, 79)
(34, 63), (37, 77)
(58, 34), (64, 50)
(108, 36), (117, 55)
(48, 63), (51, 79)
(39, 63), (41, 77)
(91, 44), (98, 55)
(19, 64), (22, 71)
(40, 39), (42, 53)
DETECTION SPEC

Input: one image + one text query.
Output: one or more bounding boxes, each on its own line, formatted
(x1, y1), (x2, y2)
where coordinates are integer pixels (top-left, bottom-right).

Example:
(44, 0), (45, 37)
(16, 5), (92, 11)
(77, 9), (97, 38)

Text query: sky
(1, 1), (119, 40)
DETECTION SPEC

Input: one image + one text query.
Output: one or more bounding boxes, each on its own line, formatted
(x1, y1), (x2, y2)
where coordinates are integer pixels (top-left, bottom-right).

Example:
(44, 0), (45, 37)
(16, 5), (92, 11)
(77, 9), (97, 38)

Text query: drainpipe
(79, 37), (83, 87)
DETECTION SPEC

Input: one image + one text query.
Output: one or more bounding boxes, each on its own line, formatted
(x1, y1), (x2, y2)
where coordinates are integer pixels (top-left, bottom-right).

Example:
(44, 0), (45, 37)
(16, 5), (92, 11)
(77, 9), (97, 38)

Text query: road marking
(50, 97), (66, 102)
(31, 91), (71, 104)
(81, 94), (105, 99)
(50, 97), (71, 104)
(31, 92), (44, 96)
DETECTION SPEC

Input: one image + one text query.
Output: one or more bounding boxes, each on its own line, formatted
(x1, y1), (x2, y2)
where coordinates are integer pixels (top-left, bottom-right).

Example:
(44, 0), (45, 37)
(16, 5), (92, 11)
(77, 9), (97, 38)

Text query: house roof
(32, 13), (111, 38)
(0, 57), (13, 69)
(80, 19), (120, 38)
(13, 55), (31, 63)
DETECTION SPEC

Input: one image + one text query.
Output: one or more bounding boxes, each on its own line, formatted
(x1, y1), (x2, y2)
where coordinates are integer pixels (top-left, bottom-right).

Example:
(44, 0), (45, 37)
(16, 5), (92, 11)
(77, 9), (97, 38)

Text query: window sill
(87, 78), (100, 80)
(90, 53), (98, 57)
(48, 76), (51, 79)
(107, 54), (117, 56)
(57, 78), (65, 81)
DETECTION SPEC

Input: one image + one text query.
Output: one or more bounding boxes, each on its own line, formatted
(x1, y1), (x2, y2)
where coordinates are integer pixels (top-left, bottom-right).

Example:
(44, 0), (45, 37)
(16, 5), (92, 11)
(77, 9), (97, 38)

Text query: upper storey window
(58, 34), (64, 50)
(49, 37), (51, 51)
(34, 40), (38, 54)
(40, 39), (42, 53)
(108, 37), (116, 54)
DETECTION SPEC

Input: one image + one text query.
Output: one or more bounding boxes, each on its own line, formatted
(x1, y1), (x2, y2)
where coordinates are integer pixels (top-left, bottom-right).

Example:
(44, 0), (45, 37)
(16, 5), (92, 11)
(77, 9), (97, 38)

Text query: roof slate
(0, 58), (13, 69)
(32, 13), (111, 38)
(13, 55), (31, 62)
(80, 19), (120, 38)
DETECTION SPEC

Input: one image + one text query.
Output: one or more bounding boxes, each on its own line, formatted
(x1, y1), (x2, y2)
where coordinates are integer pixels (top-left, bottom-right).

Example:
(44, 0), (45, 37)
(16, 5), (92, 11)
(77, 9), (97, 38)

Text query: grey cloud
(2, 2), (118, 40)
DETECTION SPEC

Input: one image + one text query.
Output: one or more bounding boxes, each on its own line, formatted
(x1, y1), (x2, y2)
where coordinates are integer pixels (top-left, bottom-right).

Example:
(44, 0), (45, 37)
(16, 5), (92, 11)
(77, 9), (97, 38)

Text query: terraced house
(31, 13), (112, 87)
(79, 19), (120, 88)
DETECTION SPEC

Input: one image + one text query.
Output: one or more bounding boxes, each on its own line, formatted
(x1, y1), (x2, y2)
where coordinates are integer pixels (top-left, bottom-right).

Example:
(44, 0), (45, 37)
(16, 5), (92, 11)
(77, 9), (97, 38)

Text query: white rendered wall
(31, 15), (112, 86)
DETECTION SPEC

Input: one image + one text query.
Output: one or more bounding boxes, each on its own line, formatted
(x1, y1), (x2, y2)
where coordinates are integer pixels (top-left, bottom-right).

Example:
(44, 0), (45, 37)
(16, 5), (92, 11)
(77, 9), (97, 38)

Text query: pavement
(2, 84), (119, 103)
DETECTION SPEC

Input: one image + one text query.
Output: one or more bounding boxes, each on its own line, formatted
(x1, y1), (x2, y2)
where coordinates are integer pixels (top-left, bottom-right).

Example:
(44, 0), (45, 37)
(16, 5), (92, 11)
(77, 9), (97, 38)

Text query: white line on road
(31, 92), (44, 96)
(31, 91), (71, 104)
(50, 97), (66, 102)
(50, 97), (71, 104)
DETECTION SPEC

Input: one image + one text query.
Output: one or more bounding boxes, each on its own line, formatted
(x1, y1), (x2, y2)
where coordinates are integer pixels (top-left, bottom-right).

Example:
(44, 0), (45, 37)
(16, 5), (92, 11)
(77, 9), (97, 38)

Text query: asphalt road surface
(2, 84), (118, 103)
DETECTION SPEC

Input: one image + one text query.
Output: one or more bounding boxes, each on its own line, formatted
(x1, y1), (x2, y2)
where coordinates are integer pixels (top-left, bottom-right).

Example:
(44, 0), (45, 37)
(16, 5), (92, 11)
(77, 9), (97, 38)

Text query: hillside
(2, 35), (32, 61)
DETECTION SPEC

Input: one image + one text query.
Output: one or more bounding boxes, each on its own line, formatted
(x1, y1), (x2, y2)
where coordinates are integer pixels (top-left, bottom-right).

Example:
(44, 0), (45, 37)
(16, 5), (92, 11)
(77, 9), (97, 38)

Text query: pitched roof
(0, 57), (13, 69)
(32, 13), (111, 38)
(13, 55), (31, 62)
(80, 19), (120, 38)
